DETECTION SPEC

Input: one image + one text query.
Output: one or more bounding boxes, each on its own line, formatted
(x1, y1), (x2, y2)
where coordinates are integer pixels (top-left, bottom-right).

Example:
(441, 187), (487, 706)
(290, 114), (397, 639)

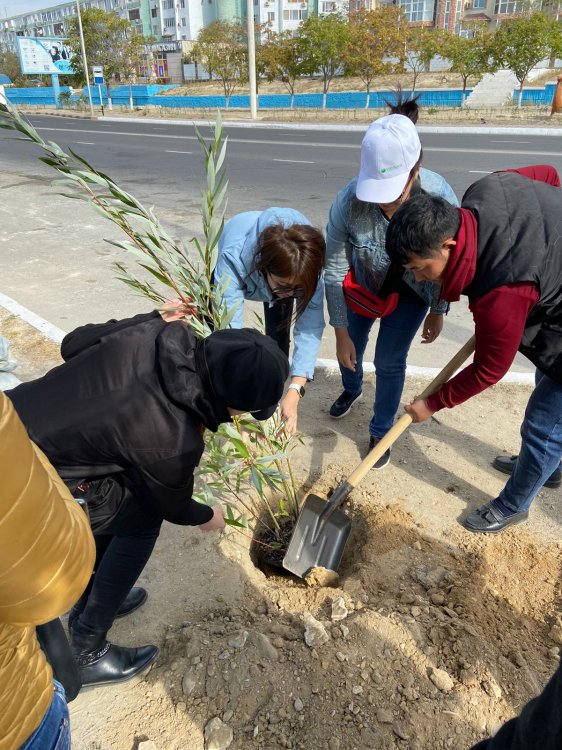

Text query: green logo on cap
(380, 164), (401, 174)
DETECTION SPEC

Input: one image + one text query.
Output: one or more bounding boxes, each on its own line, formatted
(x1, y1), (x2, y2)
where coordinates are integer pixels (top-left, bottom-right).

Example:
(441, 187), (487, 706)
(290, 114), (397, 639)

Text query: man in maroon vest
(386, 166), (562, 534)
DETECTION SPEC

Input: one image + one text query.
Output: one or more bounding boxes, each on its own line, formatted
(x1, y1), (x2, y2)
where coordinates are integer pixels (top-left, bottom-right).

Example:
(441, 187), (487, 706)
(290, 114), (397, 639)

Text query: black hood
(203, 328), (289, 421)
(156, 323), (227, 431)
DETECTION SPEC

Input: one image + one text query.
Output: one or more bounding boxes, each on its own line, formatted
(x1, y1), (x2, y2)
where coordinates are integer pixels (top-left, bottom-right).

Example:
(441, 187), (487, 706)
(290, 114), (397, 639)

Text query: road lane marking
(469, 170), (492, 174)
(166, 149), (193, 154)
(76, 141), (95, 145)
(273, 158), (315, 164)
(34, 128), (562, 159)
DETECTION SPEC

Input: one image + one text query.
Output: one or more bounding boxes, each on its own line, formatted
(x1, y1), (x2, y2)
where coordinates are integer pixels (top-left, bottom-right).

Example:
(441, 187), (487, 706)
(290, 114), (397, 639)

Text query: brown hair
(254, 223), (325, 319)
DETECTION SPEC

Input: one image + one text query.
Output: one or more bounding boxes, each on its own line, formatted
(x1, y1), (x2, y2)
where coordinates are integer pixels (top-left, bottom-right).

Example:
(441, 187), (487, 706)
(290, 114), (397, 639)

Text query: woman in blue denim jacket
(325, 99), (459, 467)
(215, 207), (325, 434)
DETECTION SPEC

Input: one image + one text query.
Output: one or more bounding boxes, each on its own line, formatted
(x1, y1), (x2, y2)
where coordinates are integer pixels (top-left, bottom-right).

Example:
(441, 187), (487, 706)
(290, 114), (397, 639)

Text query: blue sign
(92, 66), (104, 85)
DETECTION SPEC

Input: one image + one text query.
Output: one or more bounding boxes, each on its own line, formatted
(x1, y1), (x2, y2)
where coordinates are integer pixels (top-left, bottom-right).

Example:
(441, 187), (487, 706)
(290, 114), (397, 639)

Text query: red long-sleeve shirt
(426, 165), (559, 413)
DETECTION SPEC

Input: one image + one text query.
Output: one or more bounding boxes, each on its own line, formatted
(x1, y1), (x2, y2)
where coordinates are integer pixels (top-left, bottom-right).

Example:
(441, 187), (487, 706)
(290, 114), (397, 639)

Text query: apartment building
(0, 1), (156, 49)
(462, 0), (561, 30)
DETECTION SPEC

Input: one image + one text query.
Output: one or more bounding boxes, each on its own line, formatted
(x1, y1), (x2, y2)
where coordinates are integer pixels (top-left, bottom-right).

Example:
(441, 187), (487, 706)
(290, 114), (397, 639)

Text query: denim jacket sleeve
(292, 275), (326, 379)
(325, 187), (353, 329)
(214, 251), (245, 329)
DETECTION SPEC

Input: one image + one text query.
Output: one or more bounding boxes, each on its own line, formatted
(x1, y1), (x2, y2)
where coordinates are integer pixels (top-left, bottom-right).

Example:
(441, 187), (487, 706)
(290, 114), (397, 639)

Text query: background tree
(0, 46), (28, 87)
(66, 8), (149, 108)
(297, 13), (349, 109)
(192, 20), (248, 107)
(343, 6), (406, 108)
(403, 27), (447, 93)
(491, 11), (562, 107)
(443, 27), (495, 104)
(258, 30), (307, 107)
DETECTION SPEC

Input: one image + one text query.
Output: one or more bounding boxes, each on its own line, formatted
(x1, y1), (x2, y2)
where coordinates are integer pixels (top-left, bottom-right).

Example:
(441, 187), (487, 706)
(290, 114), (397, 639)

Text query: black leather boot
(68, 587), (148, 633)
(70, 626), (159, 688)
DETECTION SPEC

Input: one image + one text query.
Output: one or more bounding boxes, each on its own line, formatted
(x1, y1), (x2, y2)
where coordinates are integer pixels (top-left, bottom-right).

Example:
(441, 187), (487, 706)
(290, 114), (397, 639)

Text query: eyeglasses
(266, 271), (304, 299)
(270, 284), (304, 299)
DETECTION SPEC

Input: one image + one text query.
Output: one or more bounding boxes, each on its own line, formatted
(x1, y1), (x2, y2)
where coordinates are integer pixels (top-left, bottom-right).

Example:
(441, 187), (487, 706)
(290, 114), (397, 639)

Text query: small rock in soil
(428, 667), (455, 693)
(182, 669), (198, 696)
(305, 567), (340, 587)
(254, 633), (279, 661)
(294, 697), (304, 712)
(411, 566), (452, 589)
(331, 597), (349, 621)
(204, 717), (233, 750)
(376, 708), (394, 724)
(304, 613), (330, 648)
(228, 631), (248, 649)
(393, 722), (411, 740)
(137, 742), (159, 750)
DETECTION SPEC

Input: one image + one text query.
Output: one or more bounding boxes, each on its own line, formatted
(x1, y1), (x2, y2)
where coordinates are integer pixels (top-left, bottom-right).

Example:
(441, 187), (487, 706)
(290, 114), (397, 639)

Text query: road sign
(92, 66), (104, 85)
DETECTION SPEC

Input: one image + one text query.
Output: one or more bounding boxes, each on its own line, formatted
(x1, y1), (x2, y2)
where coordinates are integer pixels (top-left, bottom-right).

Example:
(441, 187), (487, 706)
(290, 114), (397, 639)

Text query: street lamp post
(75, 0), (95, 118)
(246, 0), (257, 119)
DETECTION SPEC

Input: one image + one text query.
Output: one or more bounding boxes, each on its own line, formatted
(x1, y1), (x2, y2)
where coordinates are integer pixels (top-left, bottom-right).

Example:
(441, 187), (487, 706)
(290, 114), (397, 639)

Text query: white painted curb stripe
(316, 358), (535, 384)
(0, 292), (535, 385)
(101, 116), (562, 137)
(0, 292), (66, 343)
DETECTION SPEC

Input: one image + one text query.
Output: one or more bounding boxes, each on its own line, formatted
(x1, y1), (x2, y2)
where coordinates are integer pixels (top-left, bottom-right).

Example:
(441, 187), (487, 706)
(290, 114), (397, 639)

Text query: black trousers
(263, 298), (294, 357)
(73, 502), (162, 637)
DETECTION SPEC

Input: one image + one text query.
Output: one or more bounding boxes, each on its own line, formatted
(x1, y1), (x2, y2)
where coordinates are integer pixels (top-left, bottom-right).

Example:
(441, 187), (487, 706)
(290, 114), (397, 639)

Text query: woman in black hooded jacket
(8, 310), (289, 689)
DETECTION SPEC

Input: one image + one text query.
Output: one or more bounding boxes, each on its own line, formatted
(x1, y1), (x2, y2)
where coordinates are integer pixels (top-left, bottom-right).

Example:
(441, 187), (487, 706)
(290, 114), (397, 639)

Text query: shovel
(282, 335), (476, 579)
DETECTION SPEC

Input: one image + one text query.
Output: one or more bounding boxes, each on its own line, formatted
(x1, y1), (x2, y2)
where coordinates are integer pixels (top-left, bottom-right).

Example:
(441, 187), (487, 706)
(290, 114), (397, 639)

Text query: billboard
(16, 37), (75, 75)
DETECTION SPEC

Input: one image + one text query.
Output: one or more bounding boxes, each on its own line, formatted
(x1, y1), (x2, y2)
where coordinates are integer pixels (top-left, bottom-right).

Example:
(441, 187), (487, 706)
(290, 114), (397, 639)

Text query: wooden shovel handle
(346, 334), (476, 489)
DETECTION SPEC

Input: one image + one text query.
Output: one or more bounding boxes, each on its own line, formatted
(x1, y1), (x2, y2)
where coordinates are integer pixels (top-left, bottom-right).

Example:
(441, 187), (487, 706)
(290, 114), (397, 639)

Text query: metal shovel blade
(282, 493), (352, 578)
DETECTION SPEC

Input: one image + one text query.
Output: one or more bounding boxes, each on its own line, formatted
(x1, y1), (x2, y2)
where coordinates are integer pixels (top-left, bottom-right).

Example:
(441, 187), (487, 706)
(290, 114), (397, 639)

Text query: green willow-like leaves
(0, 95), (301, 541)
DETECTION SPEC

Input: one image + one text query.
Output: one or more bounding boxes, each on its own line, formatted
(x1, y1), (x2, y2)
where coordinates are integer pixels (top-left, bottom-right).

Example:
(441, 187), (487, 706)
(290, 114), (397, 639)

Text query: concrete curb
(0, 291), (535, 385)
(0, 292), (65, 343)
(99, 116), (562, 136)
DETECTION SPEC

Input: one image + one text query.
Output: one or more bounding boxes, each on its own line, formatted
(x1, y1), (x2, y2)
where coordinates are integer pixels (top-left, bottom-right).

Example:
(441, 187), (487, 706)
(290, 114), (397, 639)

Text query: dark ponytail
(383, 86), (421, 124)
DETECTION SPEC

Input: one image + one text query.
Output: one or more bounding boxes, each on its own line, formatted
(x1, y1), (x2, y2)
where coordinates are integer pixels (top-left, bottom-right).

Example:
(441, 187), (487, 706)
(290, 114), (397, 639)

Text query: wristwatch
(288, 383), (306, 398)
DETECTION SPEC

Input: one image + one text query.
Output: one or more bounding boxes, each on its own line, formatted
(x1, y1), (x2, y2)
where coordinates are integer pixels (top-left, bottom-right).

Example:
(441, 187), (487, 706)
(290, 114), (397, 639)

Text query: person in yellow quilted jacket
(0, 392), (95, 750)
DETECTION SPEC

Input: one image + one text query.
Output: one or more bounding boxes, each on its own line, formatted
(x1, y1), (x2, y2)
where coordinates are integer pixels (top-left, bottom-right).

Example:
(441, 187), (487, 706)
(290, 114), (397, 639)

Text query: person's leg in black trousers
(75, 523), (161, 636)
(70, 507), (162, 687)
(263, 298), (294, 356)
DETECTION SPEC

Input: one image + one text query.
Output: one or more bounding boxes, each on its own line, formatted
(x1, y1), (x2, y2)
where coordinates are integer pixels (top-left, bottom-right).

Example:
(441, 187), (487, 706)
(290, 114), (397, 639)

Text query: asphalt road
(1, 114), (561, 374)
(2, 115), (562, 224)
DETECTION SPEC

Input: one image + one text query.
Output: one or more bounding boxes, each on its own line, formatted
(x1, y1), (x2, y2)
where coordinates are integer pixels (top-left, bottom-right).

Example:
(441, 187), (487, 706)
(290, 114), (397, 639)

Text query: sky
(2, 0), (69, 18)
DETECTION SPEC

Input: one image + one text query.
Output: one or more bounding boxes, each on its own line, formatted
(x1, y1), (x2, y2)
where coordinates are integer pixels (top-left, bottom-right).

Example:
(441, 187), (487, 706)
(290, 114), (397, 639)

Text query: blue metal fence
(518, 84), (556, 105)
(4, 82), (557, 110)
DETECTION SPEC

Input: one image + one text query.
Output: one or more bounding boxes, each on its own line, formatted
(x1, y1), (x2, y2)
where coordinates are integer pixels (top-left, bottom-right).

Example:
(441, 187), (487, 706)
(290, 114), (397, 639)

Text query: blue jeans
(340, 297), (428, 438)
(19, 681), (70, 750)
(498, 370), (562, 514)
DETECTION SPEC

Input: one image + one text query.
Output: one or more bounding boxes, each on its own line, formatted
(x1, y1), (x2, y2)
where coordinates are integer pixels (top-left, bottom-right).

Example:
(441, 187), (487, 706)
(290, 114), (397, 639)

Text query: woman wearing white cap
(325, 96), (459, 467)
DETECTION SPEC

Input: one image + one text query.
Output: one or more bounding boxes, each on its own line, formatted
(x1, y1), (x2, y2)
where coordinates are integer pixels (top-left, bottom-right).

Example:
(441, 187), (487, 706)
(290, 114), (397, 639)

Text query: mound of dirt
(80, 482), (561, 750)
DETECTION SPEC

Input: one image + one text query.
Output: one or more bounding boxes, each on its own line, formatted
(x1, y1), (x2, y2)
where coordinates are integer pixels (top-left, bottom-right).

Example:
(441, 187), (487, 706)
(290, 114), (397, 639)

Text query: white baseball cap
(356, 114), (422, 204)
